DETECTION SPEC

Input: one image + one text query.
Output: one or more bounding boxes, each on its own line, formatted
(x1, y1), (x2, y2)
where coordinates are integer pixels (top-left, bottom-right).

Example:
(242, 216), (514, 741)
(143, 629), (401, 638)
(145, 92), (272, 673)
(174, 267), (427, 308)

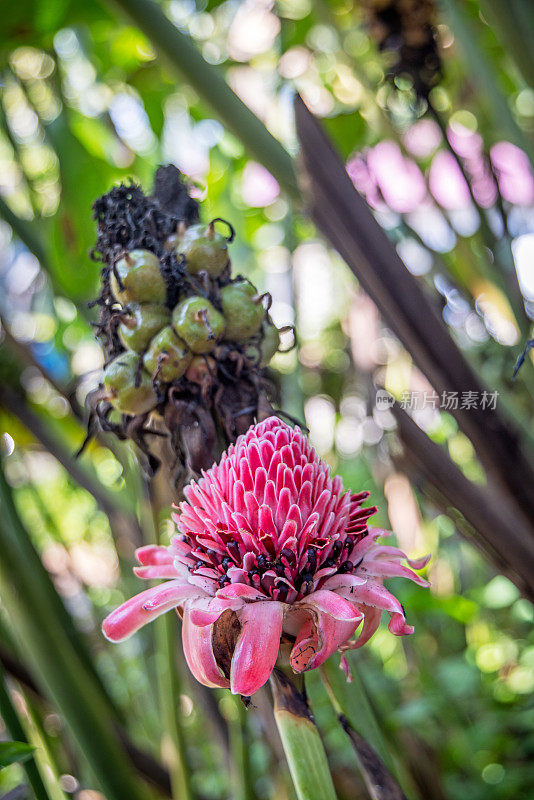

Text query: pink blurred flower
(367, 141), (427, 213)
(429, 150), (471, 210)
(491, 141), (534, 206)
(446, 122), (497, 208)
(429, 148), (498, 210)
(403, 119), (442, 159)
(103, 417), (429, 695)
(447, 123), (483, 159)
(346, 154), (387, 211)
(347, 142), (426, 213)
(241, 162), (280, 207)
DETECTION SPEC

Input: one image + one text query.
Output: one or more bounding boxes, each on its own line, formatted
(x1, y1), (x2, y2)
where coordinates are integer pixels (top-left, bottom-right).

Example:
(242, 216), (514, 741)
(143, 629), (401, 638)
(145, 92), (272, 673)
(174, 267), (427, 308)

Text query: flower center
(177, 495), (376, 603)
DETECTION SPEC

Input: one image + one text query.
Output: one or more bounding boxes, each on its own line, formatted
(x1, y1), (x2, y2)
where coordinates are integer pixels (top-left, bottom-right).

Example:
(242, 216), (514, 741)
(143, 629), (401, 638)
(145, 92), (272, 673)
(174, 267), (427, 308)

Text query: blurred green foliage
(0, 0), (533, 798)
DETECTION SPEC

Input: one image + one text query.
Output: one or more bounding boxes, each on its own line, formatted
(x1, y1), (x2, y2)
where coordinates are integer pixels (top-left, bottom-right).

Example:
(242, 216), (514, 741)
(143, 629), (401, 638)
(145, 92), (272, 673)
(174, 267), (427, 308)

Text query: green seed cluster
(102, 222), (282, 417)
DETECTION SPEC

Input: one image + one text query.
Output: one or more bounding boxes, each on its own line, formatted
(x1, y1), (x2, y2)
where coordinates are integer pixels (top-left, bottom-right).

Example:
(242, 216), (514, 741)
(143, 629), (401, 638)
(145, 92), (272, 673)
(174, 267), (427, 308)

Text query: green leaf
(0, 740), (36, 769)
(45, 112), (116, 299)
(0, 665), (51, 800)
(323, 111), (366, 160)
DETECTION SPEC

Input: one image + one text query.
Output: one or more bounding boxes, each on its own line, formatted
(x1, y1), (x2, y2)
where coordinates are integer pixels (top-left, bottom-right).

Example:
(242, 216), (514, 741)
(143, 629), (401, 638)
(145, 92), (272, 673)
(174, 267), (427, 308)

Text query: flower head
(103, 417), (429, 695)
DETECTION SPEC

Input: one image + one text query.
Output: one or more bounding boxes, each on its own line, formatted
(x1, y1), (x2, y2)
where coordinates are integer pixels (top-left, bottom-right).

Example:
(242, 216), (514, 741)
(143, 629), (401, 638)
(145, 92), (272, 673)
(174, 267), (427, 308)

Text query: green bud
(103, 351), (157, 416)
(172, 296), (225, 354)
(179, 222), (229, 277)
(119, 304), (170, 353)
(245, 319), (280, 366)
(260, 319), (281, 365)
(220, 280), (265, 342)
(111, 249), (167, 304)
(143, 326), (192, 382)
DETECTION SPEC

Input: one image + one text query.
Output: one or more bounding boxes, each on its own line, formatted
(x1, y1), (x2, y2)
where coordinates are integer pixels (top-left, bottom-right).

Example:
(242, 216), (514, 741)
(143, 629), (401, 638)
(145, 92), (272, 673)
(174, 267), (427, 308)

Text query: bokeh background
(1, 1), (534, 799)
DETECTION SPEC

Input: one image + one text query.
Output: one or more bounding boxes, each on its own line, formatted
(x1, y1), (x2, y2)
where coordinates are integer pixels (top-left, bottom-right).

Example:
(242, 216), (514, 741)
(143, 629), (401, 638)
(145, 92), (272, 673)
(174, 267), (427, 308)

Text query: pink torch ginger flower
(103, 418), (429, 695)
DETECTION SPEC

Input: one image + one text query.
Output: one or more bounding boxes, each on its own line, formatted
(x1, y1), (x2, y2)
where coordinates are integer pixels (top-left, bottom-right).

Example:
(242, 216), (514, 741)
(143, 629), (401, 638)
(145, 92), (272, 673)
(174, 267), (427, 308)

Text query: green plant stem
(155, 614), (194, 800)
(270, 669), (338, 800)
(148, 480), (194, 800)
(0, 665), (51, 800)
(226, 695), (255, 800)
(19, 690), (70, 800)
(107, 0), (298, 199)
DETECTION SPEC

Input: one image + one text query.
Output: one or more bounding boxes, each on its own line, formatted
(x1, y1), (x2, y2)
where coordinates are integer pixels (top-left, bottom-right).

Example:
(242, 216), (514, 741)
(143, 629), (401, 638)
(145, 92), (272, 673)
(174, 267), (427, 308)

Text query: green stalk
(155, 613), (194, 800)
(0, 463), (149, 800)
(0, 665), (51, 800)
(106, 0), (298, 199)
(270, 669), (338, 800)
(19, 690), (69, 800)
(147, 479), (194, 800)
(221, 694), (255, 800)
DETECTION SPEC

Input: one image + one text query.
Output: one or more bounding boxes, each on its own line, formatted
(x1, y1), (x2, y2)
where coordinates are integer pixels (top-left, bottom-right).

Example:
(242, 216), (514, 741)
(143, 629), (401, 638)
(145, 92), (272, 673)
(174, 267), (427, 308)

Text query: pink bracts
(103, 417), (429, 695)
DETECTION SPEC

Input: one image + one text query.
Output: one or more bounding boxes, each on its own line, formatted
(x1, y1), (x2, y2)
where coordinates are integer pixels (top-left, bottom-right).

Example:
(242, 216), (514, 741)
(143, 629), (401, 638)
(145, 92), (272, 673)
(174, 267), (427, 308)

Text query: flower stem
(224, 694), (256, 800)
(155, 614), (194, 800)
(147, 478), (194, 800)
(270, 669), (338, 800)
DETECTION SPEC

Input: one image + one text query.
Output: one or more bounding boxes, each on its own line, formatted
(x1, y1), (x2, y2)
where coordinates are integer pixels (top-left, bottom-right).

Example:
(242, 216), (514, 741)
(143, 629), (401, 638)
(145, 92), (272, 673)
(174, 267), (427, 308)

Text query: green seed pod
(220, 280), (265, 342)
(103, 351), (157, 416)
(260, 320), (281, 365)
(172, 296), (225, 354)
(244, 319), (280, 366)
(111, 249), (167, 304)
(119, 304), (170, 353)
(179, 221), (230, 277)
(143, 326), (192, 382)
